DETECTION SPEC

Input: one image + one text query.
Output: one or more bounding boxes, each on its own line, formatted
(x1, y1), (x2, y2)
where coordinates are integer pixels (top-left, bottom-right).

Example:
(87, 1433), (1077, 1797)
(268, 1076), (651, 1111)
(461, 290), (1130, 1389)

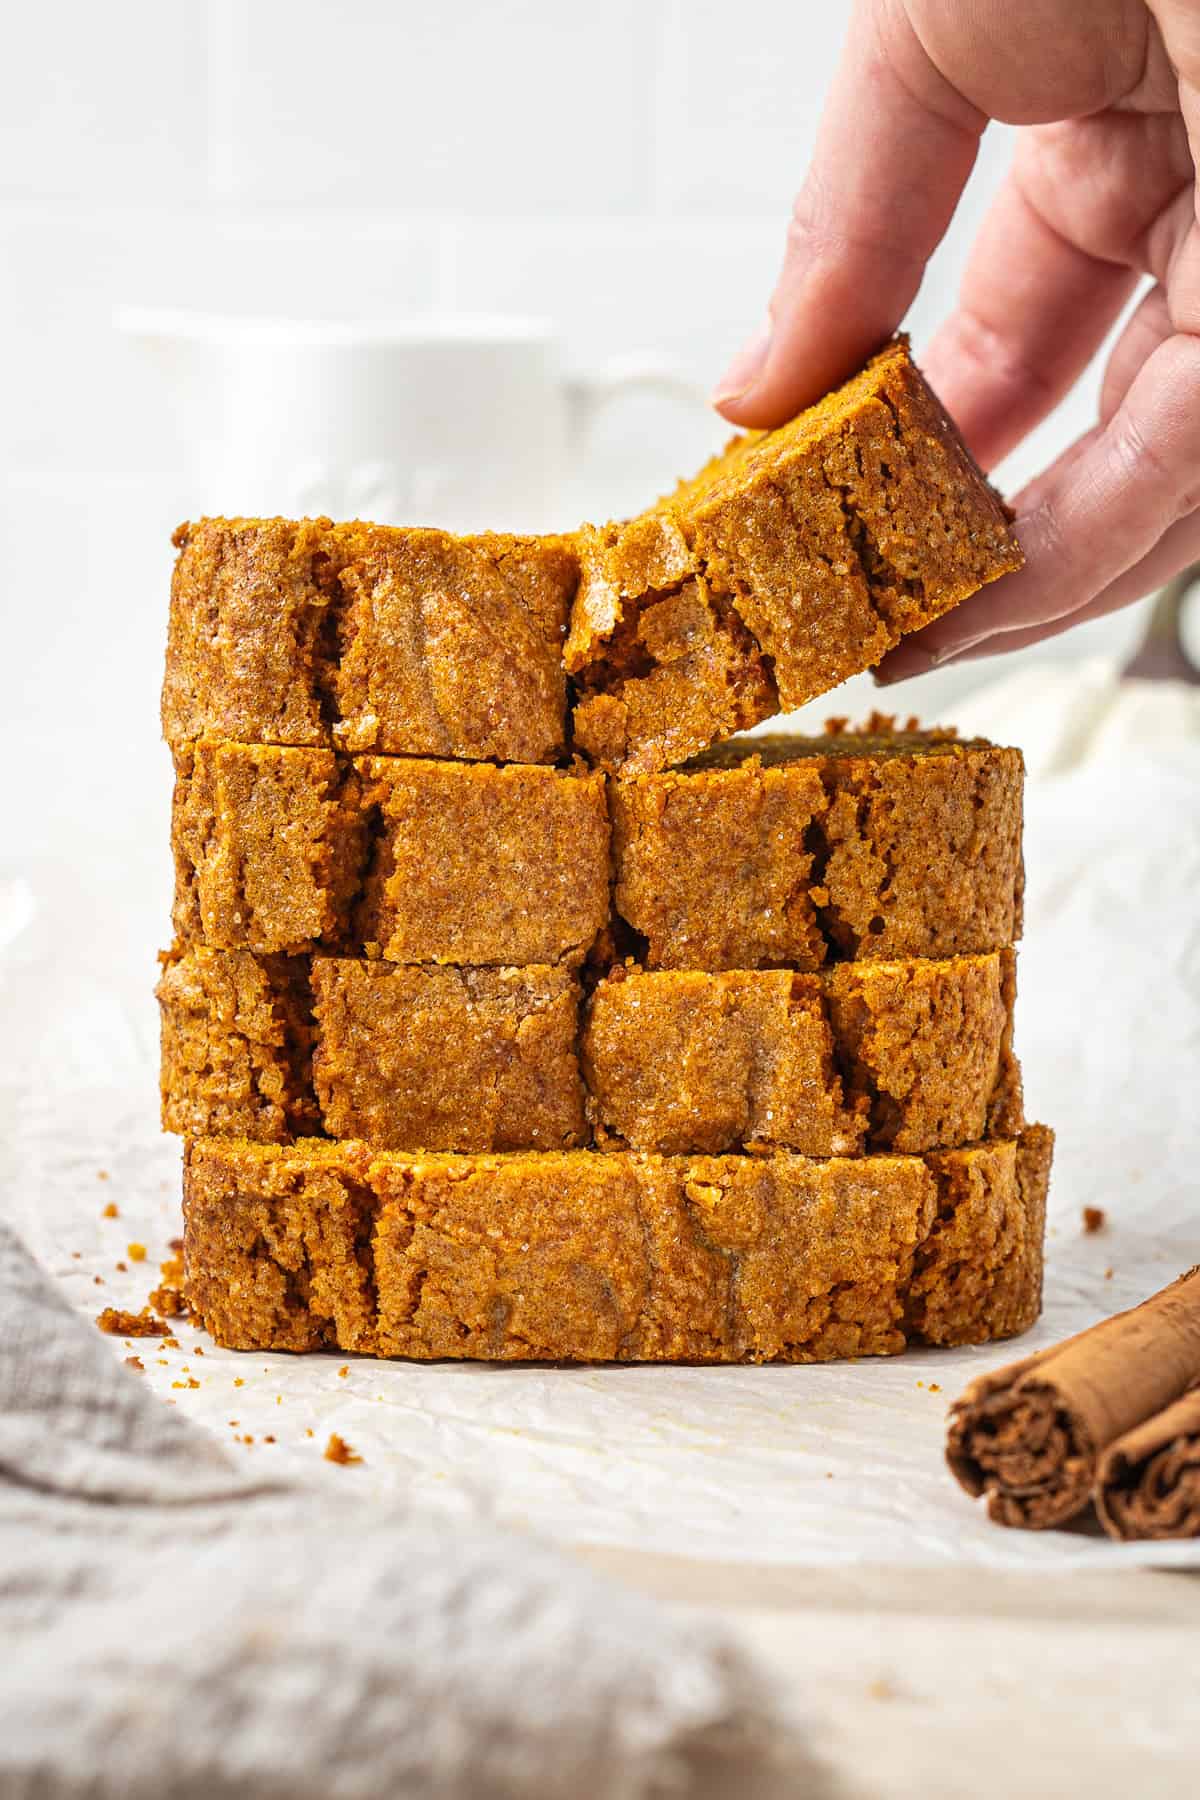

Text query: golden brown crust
(611, 733), (1024, 970)
(170, 741), (367, 954)
(156, 946), (319, 1142)
(353, 756), (610, 965)
(566, 341), (1023, 774)
(170, 742), (611, 965)
(310, 959), (586, 1152)
(163, 518), (577, 764)
(584, 952), (1022, 1157)
(182, 1131), (1050, 1363)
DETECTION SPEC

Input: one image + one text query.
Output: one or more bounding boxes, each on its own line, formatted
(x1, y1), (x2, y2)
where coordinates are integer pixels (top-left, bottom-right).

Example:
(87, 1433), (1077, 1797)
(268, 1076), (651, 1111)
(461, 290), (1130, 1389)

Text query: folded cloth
(0, 1219), (809, 1800)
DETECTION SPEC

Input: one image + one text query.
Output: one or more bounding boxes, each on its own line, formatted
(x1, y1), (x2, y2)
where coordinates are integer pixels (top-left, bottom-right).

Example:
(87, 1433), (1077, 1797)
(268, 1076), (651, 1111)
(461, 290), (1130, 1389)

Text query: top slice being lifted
(566, 337), (1022, 774)
(163, 339), (1021, 776)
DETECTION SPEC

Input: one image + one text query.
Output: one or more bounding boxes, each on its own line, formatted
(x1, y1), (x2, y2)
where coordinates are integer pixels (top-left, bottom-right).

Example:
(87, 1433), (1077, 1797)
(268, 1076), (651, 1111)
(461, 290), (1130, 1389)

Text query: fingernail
(712, 320), (773, 407)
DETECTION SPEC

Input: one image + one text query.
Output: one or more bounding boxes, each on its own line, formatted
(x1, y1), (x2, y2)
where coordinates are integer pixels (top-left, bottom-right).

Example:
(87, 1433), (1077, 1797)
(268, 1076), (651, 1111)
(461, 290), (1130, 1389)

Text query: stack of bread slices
(158, 338), (1052, 1365)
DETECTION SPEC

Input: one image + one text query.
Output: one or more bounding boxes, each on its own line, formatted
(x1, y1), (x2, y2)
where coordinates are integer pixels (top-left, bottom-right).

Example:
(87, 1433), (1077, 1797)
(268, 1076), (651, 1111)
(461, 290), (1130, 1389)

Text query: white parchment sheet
(3, 663), (1198, 1572)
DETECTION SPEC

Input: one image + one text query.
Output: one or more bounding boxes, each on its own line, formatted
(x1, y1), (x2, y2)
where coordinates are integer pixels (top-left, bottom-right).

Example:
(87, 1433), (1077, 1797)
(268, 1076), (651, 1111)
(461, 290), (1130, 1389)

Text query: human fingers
(918, 134), (1136, 468)
(924, 506), (1200, 662)
(712, 0), (984, 423)
(874, 330), (1200, 678)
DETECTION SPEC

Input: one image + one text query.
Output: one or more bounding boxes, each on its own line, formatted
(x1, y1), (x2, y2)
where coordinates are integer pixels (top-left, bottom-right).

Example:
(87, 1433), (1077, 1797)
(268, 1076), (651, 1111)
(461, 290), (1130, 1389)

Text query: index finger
(714, 0), (985, 425)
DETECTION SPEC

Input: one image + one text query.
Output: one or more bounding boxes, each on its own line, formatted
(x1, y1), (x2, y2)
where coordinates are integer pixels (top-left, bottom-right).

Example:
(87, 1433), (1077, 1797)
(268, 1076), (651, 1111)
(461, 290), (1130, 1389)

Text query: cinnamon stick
(946, 1267), (1200, 1530)
(1095, 1388), (1200, 1541)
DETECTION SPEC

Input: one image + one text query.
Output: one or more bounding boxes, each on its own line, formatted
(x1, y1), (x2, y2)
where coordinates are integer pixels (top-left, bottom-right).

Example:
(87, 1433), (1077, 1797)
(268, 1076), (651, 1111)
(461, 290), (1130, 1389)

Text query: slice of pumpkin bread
(611, 728), (1024, 971)
(164, 520), (577, 765)
(170, 742), (610, 965)
(182, 1129), (1052, 1362)
(583, 952), (1021, 1157)
(159, 945), (1019, 1158)
(567, 339), (1021, 773)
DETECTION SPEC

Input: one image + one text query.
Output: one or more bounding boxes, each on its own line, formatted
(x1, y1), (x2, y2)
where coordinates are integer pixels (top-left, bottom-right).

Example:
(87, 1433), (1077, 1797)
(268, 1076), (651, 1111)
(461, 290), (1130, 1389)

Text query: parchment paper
(3, 663), (1198, 1572)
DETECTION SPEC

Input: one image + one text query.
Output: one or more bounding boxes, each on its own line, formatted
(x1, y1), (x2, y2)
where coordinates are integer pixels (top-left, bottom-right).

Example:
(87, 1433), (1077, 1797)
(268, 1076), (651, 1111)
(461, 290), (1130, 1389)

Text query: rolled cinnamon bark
(946, 1266), (1200, 1529)
(1095, 1388), (1200, 1541)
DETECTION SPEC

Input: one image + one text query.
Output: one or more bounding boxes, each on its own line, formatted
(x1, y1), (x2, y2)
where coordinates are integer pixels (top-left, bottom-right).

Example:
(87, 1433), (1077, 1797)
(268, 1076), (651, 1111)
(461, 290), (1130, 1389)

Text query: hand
(712, 0), (1200, 680)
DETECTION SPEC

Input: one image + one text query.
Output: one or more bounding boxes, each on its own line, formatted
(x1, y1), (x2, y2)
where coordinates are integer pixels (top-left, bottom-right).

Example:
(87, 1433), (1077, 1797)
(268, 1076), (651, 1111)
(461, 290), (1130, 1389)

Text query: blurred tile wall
(0, 0), (1153, 794)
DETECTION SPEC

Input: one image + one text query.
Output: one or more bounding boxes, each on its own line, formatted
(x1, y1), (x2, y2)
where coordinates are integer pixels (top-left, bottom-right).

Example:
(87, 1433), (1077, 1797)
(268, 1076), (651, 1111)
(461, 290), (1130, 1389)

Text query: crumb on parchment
(101, 1201), (118, 1218)
(97, 1307), (167, 1338)
(324, 1433), (362, 1466)
(1082, 1206), (1107, 1234)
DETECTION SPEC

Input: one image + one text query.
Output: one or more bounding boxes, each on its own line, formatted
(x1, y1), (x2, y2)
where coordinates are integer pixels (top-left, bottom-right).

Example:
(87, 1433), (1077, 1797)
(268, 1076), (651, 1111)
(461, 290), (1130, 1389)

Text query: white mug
(117, 308), (706, 533)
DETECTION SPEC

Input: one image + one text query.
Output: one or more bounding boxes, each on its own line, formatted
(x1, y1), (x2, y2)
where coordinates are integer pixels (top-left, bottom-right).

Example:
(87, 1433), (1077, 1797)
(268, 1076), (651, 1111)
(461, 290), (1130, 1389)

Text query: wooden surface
(581, 1548), (1200, 1798)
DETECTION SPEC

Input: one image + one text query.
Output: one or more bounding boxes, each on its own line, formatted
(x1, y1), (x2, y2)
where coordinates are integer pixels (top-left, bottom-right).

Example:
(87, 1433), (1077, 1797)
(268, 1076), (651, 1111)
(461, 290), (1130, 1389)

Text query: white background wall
(0, 0), (1157, 840)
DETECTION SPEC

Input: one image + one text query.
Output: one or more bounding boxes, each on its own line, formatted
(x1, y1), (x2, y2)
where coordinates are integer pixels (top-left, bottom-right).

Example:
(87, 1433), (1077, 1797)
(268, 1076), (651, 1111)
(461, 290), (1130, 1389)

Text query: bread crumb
(101, 1201), (118, 1218)
(1082, 1206), (1106, 1234)
(168, 1236), (183, 1252)
(125, 1356), (145, 1372)
(161, 1336), (180, 1350)
(97, 1170), (110, 1183)
(193, 1345), (204, 1355)
(171, 1377), (200, 1390)
(264, 1434), (277, 1444)
(115, 1261), (127, 1273)
(324, 1433), (362, 1466)
(93, 1276), (104, 1286)
(97, 1307), (166, 1337)
(148, 1283), (186, 1317)
(928, 1381), (941, 1393)
(305, 1428), (314, 1438)
(1105, 1267), (1114, 1280)
(234, 1377), (245, 1387)
(337, 1365), (349, 1378)
(127, 1242), (147, 1263)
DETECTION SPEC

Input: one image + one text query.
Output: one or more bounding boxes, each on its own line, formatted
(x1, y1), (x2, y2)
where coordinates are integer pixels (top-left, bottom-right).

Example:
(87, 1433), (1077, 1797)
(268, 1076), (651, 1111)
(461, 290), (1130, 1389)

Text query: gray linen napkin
(0, 1218), (812, 1799)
